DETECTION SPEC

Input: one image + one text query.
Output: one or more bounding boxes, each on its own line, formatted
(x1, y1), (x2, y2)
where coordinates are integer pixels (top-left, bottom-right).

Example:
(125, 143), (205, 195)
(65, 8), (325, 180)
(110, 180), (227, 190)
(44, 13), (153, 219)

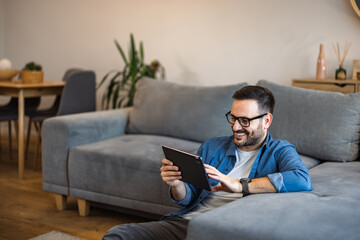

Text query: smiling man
(103, 85), (312, 240)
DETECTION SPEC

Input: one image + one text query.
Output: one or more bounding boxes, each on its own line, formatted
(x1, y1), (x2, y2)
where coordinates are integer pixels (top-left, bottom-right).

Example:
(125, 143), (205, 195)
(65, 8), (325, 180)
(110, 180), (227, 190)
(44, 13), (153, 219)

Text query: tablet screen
(162, 146), (211, 191)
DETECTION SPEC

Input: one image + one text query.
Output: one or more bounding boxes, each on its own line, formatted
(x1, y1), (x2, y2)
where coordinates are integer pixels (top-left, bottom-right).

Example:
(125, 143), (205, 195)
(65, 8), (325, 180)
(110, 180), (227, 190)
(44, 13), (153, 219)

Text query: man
(103, 85), (312, 240)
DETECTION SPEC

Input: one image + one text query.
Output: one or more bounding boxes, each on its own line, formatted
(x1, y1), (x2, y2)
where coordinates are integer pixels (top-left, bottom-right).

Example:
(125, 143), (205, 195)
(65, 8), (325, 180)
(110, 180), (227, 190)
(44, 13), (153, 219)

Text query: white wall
(2, 0), (360, 108)
(0, 0), (4, 58)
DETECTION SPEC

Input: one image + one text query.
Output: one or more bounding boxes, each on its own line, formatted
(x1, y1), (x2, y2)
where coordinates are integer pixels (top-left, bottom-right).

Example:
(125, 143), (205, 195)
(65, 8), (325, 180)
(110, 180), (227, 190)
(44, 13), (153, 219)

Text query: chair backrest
(50, 68), (85, 110)
(57, 70), (96, 116)
(62, 68), (83, 81)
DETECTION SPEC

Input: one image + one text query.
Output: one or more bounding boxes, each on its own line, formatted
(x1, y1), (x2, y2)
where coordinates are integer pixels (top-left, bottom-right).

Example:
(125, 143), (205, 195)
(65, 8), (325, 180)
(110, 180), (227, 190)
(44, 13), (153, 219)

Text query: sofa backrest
(257, 80), (360, 162)
(127, 78), (248, 143)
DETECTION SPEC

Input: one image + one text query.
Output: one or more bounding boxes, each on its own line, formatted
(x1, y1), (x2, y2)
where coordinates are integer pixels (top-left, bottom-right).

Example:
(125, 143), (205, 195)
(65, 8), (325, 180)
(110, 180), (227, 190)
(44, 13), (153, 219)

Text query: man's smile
(234, 131), (247, 140)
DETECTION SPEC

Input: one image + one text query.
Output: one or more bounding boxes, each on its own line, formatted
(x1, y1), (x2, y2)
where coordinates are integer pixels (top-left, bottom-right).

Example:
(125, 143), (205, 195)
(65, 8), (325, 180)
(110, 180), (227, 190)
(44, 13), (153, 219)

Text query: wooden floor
(0, 130), (149, 240)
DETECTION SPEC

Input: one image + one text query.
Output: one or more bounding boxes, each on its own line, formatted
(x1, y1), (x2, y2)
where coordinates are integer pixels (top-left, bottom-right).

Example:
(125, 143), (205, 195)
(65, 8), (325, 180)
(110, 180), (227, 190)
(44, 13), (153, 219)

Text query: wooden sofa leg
(54, 194), (67, 210)
(77, 199), (90, 216)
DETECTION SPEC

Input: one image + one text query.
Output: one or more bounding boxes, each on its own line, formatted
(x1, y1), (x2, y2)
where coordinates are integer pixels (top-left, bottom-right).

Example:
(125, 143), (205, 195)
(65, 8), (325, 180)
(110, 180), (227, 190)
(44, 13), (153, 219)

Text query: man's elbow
(282, 170), (312, 192)
(301, 179), (312, 191)
(294, 171), (312, 192)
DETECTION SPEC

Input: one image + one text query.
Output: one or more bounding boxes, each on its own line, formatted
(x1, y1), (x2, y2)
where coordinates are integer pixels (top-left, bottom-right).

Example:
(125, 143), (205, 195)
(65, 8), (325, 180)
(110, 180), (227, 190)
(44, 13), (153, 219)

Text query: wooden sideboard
(292, 79), (360, 94)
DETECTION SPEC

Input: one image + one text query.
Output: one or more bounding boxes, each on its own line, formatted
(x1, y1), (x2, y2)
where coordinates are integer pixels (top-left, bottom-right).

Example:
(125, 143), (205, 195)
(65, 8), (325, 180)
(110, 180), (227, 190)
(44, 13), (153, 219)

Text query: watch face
(240, 178), (251, 183)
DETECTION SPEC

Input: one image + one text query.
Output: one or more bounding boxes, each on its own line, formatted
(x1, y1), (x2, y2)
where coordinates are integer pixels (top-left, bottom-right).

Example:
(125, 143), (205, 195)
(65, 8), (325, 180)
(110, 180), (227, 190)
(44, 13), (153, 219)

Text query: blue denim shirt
(163, 133), (312, 218)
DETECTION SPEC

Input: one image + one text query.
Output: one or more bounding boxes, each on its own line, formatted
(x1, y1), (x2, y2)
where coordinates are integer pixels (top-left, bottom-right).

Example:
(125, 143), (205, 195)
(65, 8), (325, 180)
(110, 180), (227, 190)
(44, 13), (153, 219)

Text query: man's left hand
(204, 164), (242, 193)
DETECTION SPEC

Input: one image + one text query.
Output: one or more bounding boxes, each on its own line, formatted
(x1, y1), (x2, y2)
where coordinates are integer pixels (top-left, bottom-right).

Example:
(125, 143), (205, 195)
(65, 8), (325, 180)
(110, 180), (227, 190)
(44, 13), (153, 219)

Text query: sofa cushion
(127, 78), (248, 142)
(68, 134), (201, 215)
(257, 80), (360, 162)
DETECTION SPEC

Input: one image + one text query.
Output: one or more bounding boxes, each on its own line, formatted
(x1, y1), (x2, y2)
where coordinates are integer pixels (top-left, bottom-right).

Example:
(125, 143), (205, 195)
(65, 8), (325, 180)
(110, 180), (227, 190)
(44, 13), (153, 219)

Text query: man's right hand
(160, 158), (186, 201)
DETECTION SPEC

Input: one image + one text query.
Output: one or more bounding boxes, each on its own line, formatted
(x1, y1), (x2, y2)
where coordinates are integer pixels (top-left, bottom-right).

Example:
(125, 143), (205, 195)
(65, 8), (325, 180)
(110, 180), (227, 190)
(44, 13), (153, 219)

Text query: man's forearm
(248, 177), (277, 194)
(170, 182), (187, 201)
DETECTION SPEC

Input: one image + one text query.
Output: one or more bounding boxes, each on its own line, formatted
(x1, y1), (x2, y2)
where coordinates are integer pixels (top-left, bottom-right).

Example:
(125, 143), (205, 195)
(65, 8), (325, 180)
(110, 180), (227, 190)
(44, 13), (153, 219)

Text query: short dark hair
(232, 85), (275, 114)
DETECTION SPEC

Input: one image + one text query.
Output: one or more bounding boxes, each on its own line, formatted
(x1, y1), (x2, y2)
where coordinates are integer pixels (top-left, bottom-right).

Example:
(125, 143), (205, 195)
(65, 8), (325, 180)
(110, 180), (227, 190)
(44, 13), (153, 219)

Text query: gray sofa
(42, 78), (360, 239)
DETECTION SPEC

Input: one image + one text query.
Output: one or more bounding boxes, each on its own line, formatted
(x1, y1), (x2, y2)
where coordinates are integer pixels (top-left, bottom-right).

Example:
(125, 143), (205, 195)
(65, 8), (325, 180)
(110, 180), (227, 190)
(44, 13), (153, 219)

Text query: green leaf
(140, 41), (144, 64)
(104, 72), (121, 109)
(129, 34), (138, 75)
(117, 97), (126, 108)
(105, 80), (117, 109)
(112, 83), (121, 109)
(101, 93), (107, 109)
(97, 70), (120, 89)
(121, 66), (129, 86)
(115, 40), (128, 65)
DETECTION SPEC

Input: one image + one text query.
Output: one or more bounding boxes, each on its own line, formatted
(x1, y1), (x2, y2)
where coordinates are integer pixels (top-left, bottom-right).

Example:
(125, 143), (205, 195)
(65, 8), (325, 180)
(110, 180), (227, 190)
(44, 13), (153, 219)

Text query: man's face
(229, 99), (270, 151)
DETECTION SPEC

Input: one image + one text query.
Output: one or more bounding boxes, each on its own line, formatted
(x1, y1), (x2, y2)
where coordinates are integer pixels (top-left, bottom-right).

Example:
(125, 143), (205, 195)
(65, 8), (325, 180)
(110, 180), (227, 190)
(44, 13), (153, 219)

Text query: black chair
(0, 97), (40, 161)
(0, 104), (18, 161)
(31, 70), (96, 169)
(25, 68), (83, 159)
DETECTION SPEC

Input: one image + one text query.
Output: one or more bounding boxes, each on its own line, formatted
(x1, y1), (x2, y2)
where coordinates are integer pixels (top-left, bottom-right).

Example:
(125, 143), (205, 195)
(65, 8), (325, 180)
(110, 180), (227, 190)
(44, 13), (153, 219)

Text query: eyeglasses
(225, 111), (268, 127)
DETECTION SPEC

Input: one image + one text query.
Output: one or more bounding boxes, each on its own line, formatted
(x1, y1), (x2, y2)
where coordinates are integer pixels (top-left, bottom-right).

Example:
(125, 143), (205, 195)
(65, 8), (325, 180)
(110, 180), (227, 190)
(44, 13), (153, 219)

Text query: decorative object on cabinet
(353, 60), (360, 80)
(292, 78), (360, 94)
(0, 69), (20, 81)
(332, 42), (351, 80)
(0, 58), (20, 81)
(350, 0), (360, 18)
(98, 33), (165, 110)
(316, 44), (326, 80)
(22, 61), (44, 83)
(0, 58), (12, 69)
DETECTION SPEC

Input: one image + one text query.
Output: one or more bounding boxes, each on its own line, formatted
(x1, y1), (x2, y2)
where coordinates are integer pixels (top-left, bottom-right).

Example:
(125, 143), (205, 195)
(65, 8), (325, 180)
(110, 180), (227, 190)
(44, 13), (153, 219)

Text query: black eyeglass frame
(225, 111), (268, 127)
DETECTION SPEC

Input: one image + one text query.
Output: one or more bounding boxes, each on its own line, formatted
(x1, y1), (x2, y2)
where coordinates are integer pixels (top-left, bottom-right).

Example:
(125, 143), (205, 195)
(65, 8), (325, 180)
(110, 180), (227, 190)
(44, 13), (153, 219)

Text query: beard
(233, 121), (266, 148)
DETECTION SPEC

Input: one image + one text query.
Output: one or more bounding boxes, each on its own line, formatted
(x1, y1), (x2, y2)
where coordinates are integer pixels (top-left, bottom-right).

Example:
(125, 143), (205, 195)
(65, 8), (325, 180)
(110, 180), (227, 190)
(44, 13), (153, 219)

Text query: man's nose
(232, 120), (243, 131)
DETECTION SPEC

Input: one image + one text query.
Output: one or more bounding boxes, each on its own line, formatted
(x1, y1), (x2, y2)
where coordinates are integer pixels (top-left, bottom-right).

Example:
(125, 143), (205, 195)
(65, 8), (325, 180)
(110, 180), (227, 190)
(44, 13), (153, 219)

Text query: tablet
(162, 145), (211, 191)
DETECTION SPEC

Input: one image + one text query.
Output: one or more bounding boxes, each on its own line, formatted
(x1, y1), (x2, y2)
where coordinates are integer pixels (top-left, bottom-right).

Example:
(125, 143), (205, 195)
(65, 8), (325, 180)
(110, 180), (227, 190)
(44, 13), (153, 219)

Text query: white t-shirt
(182, 148), (259, 220)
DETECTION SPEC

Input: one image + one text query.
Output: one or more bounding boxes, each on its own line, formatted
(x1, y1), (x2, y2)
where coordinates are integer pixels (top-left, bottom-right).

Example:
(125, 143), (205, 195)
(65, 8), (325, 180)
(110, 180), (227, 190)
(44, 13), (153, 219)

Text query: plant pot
(22, 71), (44, 83)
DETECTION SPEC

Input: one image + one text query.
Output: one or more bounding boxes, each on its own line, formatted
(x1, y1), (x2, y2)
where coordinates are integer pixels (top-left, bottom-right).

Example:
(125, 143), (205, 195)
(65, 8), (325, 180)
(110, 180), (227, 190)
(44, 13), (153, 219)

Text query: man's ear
(264, 113), (273, 129)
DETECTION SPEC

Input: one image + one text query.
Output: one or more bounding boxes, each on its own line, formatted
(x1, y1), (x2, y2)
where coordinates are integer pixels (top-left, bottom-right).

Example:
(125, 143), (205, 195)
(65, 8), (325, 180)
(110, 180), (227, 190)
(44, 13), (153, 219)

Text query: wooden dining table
(0, 80), (65, 179)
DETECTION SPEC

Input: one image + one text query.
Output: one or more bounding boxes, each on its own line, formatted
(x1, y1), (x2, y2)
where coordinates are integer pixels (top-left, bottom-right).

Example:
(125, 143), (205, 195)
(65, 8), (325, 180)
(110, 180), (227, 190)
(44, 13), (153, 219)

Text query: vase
(316, 44), (326, 80)
(335, 66), (346, 80)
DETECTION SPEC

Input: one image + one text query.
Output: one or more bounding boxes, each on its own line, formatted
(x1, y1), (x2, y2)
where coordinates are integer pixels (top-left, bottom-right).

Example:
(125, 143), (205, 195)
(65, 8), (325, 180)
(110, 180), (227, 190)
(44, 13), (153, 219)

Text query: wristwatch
(240, 178), (252, 196)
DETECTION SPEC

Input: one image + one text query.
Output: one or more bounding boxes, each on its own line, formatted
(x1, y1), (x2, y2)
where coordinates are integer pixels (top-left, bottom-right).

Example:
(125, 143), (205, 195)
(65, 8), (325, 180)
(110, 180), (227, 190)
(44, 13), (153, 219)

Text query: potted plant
(98, 33), (165, 109)
(22, 61), (44, 83)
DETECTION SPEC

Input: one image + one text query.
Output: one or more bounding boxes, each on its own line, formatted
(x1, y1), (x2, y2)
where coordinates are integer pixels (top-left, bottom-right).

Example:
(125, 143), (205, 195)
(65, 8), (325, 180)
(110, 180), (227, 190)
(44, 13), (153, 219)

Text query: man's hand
(160, 158), (182, 187)
(204, 164), (242, 193)
(205, 164), (277, 194)
(160, 158), (186, 201)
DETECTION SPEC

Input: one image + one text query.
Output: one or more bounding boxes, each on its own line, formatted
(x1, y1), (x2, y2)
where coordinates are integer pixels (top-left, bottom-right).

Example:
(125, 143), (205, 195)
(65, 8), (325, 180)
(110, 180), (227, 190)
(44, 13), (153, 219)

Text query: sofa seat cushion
(309, 161), (360, 198)
(68, 134), (201, 208)
(257, 80), (360, 162)
(187, 162), (360, 240)
(128, 78), (248, 142)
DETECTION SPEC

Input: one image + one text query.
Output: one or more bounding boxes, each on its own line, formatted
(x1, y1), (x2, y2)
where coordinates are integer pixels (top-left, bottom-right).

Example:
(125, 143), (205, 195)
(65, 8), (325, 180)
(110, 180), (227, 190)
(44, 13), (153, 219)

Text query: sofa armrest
(42, 108), (131, 195)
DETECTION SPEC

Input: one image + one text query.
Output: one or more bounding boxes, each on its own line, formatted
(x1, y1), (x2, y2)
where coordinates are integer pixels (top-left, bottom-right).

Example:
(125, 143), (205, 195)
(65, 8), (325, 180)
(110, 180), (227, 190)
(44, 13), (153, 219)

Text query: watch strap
(240, 178), (251, 197)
